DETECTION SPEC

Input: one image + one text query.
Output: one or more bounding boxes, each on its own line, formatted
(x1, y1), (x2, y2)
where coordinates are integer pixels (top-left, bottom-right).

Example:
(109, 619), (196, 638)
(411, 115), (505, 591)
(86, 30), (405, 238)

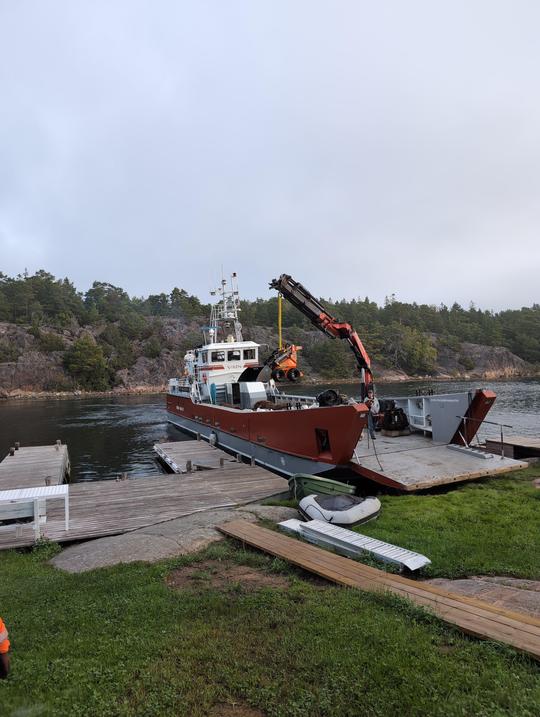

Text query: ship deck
(351, 432), (527, 491)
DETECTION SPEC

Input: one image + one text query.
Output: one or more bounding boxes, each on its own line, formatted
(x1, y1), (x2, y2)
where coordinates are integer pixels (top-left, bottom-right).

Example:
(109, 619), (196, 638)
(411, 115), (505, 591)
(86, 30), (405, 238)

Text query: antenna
(206, 270), (243, 343)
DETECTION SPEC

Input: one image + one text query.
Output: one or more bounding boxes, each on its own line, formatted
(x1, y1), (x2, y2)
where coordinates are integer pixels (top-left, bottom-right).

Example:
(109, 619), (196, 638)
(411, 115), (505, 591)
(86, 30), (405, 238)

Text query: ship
(166, 274), (368, 476)
(167, 273), (526, 490)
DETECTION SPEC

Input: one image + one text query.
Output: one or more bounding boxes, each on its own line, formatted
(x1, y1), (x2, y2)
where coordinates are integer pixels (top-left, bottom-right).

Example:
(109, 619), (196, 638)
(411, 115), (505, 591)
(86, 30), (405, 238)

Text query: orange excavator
(266, 293), (303, 382)
(269, 274), (374, 400)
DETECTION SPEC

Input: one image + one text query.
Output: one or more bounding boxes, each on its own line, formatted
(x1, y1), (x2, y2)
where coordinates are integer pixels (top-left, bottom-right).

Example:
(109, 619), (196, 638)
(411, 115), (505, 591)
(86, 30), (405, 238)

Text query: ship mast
(205, 272), (243, 343)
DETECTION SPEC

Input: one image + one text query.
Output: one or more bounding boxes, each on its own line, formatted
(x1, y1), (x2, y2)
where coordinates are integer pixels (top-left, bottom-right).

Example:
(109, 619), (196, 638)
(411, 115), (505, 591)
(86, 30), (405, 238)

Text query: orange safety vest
(0, 617), (9, 654)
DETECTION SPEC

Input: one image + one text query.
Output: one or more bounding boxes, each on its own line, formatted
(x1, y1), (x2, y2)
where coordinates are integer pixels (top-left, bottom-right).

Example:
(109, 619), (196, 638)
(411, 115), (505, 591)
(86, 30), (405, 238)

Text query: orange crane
(269, 274), (373, 400)
(266, 293), (303, 382)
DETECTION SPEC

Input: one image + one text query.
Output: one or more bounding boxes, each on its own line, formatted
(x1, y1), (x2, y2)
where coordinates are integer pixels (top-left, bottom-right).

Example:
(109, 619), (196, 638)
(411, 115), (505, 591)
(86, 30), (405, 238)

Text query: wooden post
(220, 457), (224, 468)
(236, 453), (242, 462)
(14, 441), (20, 450)
(196, 433), (201, 441)
(186, 460), (192, 473)
(45, 477), (51, 486)
(250, 456), (255, 466)
(9, 447), (15, 456)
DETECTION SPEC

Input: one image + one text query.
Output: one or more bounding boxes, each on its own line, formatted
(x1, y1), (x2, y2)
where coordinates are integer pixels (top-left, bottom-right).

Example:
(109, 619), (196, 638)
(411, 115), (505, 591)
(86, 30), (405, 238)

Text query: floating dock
(484, 436), (540, 460)
(352, 433), (527, 491)
(0, 443), (70, 490)
(0, 441), (287, 550)
(155, 440), (242, 472)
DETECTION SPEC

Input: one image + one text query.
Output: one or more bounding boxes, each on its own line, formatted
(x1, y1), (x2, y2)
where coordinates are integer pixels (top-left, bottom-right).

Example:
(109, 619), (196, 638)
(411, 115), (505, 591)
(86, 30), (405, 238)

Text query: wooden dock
(0, 443), (70, 491)
(0, 441), (287, 550)
(154, 441), (242, 473)
(219, 520), (540, 661)
(484, 436), (540, 460)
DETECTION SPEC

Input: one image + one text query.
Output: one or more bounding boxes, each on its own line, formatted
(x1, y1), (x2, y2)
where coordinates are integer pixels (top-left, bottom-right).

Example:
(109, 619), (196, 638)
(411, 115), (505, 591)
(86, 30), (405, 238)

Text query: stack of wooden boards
(219, 520), (540, 661)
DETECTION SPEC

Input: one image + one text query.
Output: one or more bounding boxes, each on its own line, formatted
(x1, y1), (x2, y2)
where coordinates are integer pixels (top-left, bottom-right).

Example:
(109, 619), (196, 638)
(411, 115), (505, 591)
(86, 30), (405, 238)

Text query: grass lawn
(356, 465), (540, 579)
(0, 467), (539, 716)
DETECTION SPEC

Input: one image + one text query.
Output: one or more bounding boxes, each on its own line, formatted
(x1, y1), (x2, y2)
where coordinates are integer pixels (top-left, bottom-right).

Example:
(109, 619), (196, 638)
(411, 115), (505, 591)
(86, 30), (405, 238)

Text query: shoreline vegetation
(1, 270), (539, 398)
(1, 371), (539, 402)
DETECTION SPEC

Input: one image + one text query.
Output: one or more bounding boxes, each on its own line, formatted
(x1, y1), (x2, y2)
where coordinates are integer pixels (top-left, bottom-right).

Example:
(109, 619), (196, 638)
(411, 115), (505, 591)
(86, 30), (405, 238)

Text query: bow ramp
(350, 432), (527, 491)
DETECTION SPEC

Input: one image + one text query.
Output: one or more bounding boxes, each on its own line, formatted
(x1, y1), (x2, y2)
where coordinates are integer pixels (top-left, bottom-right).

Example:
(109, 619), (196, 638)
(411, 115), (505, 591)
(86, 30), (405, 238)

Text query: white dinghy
(298, 493), (381, 527)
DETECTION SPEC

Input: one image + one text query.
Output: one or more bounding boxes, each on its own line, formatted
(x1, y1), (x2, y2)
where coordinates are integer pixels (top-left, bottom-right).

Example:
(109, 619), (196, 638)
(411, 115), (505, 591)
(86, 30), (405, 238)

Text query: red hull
(167, 394), (368, 466)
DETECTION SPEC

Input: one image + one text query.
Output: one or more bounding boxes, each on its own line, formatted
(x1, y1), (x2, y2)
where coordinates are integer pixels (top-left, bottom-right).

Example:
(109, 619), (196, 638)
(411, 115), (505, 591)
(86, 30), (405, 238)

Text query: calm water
(0, 395), (184, 482)
(0, 379), (538, 481)
(290, 378), (540, 440)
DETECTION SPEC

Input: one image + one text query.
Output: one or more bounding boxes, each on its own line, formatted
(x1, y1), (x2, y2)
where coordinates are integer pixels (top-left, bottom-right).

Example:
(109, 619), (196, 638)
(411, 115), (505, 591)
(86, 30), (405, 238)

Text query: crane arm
(269, 274), (373, 399)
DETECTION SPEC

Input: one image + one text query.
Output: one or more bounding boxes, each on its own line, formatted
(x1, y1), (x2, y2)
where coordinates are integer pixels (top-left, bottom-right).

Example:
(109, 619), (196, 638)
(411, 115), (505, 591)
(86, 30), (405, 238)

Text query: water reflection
(0, 395), (185, 482)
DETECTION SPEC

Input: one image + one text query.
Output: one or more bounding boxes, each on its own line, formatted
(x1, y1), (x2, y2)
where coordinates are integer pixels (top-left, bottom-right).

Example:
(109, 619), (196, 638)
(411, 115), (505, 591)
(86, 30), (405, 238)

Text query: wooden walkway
(0, 443), (70, 491)
(219, 520), (540, 661)
(0, 442), (287, 550)
(485, 436), (540, 460)
(155, 441), (242, 473)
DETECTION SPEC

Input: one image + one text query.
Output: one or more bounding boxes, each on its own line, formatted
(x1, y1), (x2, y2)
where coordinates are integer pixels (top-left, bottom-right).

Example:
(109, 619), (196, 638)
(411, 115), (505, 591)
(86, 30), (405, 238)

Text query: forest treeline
(0, 270), (538, 389)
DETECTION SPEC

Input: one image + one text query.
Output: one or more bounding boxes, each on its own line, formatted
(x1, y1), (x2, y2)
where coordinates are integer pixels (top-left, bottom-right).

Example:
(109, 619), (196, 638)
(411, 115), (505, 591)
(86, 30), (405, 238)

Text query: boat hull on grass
(288, 473), (356, 500)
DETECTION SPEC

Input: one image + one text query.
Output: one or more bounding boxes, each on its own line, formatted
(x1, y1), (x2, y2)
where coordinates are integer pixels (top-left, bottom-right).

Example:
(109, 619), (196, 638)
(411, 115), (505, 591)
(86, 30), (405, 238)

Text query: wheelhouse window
(243, 348), (256, 360)
(211, 350), (225, 362)
(227, 349), (241, 361)
(201, 351), (208, 363)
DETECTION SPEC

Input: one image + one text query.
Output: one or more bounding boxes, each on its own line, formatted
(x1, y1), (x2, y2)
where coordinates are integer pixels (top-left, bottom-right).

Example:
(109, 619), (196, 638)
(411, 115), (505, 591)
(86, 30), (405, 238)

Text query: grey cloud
(1, 1), (539, 310)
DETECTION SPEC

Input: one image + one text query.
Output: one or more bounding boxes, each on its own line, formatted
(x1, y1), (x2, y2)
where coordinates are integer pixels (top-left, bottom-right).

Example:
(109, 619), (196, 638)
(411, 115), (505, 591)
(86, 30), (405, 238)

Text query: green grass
(0, 468), (539, 716)
(357, 466), (540, 578)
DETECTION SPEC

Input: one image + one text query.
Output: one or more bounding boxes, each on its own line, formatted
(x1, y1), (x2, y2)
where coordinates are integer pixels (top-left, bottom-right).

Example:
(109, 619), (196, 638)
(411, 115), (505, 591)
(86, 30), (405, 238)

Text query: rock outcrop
(0, 318), (535, 397)
(435, 340), (531, 380)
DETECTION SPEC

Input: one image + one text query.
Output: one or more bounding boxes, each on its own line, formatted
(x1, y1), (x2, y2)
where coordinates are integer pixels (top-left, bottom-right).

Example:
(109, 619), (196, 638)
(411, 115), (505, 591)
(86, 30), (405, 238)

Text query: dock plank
(154, 440), (250, 473)
(0, 444), (287, 549)
(0, 444), (70, 490)
(485, 436), (540, 459)
(219, 520), (540, 660)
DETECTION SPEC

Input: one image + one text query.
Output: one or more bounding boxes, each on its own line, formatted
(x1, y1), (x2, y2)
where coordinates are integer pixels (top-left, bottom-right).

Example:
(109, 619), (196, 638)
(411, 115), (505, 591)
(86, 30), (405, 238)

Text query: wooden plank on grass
(218, 520), (540, 661)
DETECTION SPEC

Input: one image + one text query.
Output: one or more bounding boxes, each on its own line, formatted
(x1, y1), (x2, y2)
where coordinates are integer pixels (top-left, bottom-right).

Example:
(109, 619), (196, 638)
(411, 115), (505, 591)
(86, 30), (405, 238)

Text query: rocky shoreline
(1, 319), (536, 401)
(1, 369), (537, 402)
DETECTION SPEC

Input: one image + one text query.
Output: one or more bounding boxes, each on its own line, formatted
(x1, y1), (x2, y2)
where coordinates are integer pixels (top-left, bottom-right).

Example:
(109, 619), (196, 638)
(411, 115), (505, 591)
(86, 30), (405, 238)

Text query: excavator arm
(269, 274), (373, 400)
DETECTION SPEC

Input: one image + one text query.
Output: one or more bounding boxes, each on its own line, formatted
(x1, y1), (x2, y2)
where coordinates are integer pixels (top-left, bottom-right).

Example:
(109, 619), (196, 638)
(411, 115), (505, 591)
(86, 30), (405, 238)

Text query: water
(288, 378), (540, 439)
(0, 379), (538, 481)
(0, 395), (184, 482)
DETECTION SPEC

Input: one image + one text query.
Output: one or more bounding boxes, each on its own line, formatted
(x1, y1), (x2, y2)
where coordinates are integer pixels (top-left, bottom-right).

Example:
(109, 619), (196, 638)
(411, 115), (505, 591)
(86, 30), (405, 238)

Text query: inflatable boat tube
(298, 493), (381, 527)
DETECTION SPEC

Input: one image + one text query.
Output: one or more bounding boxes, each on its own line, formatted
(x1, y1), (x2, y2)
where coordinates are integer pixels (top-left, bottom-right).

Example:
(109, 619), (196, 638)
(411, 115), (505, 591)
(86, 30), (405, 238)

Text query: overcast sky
(1, 1), (539, 310)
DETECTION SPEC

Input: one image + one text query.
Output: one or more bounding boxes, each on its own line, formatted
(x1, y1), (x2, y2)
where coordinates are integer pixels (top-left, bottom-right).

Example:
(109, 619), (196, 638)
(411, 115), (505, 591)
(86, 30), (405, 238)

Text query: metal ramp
(279, 518), (431, 571)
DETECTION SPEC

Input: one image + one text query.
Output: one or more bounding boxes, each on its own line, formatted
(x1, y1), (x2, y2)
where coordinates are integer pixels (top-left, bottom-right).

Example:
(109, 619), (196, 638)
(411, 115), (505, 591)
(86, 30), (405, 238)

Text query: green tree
(383, 323), (437, 374)
(142, 336), (163, 359)
(64, 336), (110, 390)
(38, 332), (66, 353)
